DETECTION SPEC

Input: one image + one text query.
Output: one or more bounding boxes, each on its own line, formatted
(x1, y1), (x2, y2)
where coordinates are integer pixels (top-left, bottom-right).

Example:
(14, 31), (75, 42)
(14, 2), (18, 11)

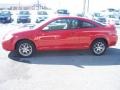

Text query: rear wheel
(16, 40), (35, 57)
(91, 39), (107, 55)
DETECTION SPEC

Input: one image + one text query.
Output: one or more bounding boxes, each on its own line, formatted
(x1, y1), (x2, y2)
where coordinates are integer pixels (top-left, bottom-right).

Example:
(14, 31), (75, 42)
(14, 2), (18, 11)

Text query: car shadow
(8, 48), (120, 68)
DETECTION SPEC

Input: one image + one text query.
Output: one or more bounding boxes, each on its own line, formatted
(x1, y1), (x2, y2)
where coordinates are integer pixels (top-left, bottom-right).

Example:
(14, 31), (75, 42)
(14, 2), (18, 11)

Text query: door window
(64, 19), (96, 29)
(43, 18), (96, 31)
(43, 18), (70, 30)
(81, 21), (96, 28)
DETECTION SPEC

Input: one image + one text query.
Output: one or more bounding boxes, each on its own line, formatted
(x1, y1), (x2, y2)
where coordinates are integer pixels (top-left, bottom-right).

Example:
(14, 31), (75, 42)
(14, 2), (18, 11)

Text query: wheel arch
(90, 38), (108, 48)
(15, 39), (36, 50)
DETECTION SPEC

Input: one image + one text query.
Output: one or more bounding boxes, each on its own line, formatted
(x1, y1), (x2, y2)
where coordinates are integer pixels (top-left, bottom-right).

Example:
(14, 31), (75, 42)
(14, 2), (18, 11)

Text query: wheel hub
(93, 41), (105, 54)
(19, 43), (32, 56)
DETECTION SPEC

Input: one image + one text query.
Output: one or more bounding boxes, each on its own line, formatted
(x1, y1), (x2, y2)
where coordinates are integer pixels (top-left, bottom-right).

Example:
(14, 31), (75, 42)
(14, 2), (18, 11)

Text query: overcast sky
(0, 0), (120, 13)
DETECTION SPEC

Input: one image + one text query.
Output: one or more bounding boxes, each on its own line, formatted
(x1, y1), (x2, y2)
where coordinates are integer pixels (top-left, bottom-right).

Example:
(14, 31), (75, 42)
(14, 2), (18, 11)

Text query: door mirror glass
(43, 26), (49, 30)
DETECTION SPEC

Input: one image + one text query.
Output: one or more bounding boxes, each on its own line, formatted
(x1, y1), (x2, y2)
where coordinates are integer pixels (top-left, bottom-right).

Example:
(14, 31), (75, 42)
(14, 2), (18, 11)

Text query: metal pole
(19, 1), (20, 10)
(87, 0), (89, 13)
(83, 0), (86, 16)
(37, 0), (39, 10)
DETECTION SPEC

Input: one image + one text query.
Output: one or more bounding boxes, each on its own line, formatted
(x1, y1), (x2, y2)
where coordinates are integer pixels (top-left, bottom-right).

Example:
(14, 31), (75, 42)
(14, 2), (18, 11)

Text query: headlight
(7, 17), (10, 20)
(3, 34), (13, 41)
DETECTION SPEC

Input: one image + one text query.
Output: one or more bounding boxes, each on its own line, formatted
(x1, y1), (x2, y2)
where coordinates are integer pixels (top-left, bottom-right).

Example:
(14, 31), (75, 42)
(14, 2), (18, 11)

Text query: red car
(2, 16), (118, 57)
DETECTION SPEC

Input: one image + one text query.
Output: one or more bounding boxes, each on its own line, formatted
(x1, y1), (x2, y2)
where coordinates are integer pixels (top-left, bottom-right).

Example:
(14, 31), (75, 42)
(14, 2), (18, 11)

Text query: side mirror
(43, 27), (49, 30)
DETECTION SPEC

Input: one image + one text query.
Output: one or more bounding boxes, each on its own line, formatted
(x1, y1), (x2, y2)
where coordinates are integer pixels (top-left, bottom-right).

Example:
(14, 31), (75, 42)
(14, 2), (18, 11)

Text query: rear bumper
(109, 35), (118, 46)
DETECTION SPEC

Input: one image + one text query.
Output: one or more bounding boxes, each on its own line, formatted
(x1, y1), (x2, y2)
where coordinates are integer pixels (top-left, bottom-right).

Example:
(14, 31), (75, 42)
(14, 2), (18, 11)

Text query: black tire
(90, 39), (107, 56)
(16, 40), (36, 57)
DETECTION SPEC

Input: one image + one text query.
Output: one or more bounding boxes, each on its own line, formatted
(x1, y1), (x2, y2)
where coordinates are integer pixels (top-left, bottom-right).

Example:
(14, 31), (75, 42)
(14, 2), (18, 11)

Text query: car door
(36, 18), (75, 50)
(67, 18), (97, 49)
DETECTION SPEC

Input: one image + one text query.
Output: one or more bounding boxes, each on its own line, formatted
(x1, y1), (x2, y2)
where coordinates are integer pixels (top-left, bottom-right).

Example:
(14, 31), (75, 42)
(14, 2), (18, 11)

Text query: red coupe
(2, 16), (118, 57)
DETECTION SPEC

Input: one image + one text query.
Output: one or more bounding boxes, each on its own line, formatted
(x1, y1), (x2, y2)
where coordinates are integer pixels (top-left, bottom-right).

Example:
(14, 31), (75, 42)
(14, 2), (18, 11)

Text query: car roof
(46, 16), (103, 27)
(49, 16), (92, 21)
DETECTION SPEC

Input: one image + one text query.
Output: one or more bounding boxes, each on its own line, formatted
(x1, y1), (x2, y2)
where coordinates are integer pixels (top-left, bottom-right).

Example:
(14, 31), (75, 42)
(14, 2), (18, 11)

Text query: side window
(66, 19), (95, 29)
(82, 21), (95, 28)
(70, 19), (79, 29)
(66, 19), (80, 29)
(43, 18), (69, 31)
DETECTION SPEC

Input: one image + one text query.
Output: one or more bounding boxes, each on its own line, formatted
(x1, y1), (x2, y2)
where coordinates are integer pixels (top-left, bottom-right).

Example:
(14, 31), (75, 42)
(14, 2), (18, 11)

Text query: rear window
(0, 11), (11, 15)
(94, 20), (106, 26)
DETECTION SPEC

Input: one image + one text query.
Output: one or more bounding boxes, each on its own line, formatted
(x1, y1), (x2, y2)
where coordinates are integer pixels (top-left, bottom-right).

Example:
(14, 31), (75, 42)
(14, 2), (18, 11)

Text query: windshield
(0, 11), (11, 15)
(94, 13), (103, 17)
(37, 11), (48, 15)
(19, 11), (30, 15)
(57, 9), (69, 14)
(108, 15), (115, 18)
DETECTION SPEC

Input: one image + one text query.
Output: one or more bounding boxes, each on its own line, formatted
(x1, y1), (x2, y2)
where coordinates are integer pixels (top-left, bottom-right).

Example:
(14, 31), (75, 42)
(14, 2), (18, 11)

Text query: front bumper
(0, 18), (11, 23)
(2, 39), (15, 51)
(17, 18), (31, 23)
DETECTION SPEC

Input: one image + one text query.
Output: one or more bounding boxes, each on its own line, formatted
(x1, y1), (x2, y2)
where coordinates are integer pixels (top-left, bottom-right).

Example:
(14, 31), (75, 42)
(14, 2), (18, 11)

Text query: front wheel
(91, 40), (107, 55)
(16, 40), (35, 57)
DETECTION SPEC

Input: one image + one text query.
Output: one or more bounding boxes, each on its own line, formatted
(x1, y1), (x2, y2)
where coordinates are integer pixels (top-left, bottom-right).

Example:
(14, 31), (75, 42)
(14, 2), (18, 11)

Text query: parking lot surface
(0, 24), (120, 90)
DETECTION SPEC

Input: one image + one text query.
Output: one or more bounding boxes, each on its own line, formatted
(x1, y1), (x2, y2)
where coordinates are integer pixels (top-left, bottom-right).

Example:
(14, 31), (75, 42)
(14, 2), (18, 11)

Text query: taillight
(107, 24), (117, 35)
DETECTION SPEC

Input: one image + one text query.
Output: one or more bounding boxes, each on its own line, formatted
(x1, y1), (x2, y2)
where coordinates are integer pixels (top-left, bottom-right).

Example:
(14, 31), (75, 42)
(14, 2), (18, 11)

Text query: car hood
(0, 15), (10, 18)
(18, 15), (30, 18)
(8, 24), (35, 35)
